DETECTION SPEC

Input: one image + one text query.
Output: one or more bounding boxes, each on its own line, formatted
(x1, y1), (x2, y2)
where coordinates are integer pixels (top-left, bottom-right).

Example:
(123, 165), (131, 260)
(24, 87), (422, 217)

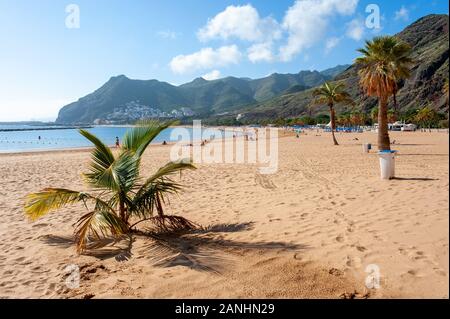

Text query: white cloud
(394, 6), (409, 21)
(279, 0), (358, 61)
(325, 37), (341, 53)
(172, 0), (361, 69)
(169, 45), (241, 74)
(156, 30), (179, 39)
(248, 42), (274, 63)
(197, 4), (281, 42)
(201, 70), (221, 81)
(346, 18), (365, 41)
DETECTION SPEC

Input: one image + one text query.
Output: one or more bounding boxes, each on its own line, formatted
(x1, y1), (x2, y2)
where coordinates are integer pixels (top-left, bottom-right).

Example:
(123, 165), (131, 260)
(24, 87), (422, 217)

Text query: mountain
(56, 66), (348, 124)
(319, 64), (351, 78)
(239, 14), (449, 122)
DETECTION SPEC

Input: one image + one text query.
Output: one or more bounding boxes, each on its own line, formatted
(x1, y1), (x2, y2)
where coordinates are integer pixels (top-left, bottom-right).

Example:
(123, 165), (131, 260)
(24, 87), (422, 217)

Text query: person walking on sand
(115, 136), (120, 148)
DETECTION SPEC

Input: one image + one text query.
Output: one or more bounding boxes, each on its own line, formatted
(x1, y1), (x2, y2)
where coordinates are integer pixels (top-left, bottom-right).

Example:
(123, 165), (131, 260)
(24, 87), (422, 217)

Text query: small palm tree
(355, 35), (412, 150)
(24, 120), (196, 253)
(312, 82), (354, 145)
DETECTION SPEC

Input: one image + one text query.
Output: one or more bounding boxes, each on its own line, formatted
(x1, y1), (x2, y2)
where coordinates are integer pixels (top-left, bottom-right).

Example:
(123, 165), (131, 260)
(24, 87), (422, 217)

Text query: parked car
(401, 124), (417, 131)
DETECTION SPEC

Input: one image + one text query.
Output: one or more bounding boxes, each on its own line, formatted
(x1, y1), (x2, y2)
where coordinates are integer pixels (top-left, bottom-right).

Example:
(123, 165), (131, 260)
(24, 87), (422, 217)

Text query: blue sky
(0, 0), (448, 121)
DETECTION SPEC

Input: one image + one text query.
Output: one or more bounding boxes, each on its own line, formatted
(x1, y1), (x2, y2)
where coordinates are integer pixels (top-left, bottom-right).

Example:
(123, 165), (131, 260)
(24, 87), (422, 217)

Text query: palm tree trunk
(156, 193), (164, 217)
(393, 87), (399, 118)
(329, 104), (339, 145)
(119, 199), (125, 221)
(378, 96), (391, 150)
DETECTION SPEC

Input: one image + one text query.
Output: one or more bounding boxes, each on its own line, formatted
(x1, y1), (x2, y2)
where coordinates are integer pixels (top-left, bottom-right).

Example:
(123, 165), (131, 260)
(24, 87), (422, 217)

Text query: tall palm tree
(24, 120), (196, 253)
(355, 35), (412, 150)
(312, 82), (354, 145)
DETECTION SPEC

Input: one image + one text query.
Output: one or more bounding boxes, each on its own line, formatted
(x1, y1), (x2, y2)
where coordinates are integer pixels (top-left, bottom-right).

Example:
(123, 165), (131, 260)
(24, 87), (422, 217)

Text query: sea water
(0, 125), (233, 153)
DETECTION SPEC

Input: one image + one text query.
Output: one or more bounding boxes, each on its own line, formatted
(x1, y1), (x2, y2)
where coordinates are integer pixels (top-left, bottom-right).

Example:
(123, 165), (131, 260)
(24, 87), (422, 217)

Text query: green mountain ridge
(56, 65), (349, 124)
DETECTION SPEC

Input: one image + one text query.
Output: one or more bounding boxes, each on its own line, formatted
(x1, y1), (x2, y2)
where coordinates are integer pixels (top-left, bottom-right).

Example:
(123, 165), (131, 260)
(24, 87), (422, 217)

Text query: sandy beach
(0, 130), (448, 298)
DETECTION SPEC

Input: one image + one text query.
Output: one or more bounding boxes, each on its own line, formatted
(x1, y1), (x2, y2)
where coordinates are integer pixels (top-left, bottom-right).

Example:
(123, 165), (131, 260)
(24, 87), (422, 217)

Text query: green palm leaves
(355, 36), (412, 98)
(312, 82), (354, 107)
(24, 121), (196, 253)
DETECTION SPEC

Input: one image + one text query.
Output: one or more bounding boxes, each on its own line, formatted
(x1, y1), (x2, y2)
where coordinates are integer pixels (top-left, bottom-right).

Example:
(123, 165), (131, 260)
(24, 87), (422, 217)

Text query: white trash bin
(378, 150), (397, 180)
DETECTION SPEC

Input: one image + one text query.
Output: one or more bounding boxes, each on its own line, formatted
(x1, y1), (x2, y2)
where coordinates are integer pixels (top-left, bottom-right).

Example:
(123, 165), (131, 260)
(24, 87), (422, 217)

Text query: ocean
(0, 125), (234, 153)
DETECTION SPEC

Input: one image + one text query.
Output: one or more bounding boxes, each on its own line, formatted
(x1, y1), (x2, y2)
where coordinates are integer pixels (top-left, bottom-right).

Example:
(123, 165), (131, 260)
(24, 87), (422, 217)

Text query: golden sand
(0, 130), (448, 298)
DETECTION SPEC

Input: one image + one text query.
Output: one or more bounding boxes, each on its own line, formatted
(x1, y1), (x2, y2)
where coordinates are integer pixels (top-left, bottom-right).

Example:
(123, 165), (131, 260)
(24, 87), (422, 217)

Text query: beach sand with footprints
(0, 130), (448, 298)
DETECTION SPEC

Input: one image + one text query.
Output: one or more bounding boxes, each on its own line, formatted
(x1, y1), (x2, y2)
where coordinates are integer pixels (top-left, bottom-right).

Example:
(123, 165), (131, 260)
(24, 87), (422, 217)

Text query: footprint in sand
(346, 224), (355, 233)
(345, 256), (362, 268)
(356, 245), (367, 252)
(336, 235), (345, 243)
(255, 173), (277, 189)
(32, 223), (49, 228)
(329, 268), (344, 276)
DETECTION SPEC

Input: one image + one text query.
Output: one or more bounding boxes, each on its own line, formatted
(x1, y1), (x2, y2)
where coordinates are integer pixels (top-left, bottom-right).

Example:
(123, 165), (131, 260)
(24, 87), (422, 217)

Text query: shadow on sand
(392, 177), (438, 181)
(138, 222), (307, 274)
(398, 153), (448, 156)
(41, 222), (307, 273)
(41, 234), (133, 261)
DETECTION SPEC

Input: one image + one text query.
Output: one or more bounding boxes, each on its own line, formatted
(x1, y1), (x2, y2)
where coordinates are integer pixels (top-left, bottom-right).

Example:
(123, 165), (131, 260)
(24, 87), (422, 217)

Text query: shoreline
(0, 126), (266, 155)
(0, 125), (249, 155)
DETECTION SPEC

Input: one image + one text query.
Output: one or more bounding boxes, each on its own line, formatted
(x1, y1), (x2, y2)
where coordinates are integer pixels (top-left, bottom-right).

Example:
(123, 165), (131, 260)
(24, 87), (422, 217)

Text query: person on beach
(162, 140), (167, 145)
(115, 136), (120, 148)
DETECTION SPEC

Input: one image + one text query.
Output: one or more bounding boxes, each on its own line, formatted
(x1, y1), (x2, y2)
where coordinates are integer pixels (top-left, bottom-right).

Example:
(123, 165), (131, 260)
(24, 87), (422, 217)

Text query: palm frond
(311, 81), (354, 108)
(24, 188), (113, 220)
(75, 209), (129, 253)
(129, 159), (195, 218)
(84, 150), (140, 192)
(355, 35), (412, 98)
(79, 129), (118, 189)
(130, 178), (183, 219)
(139, 159), (196, 185)
(141, 215), (199, 234)
(79, 129), (115, 169)
(122, 120), (177, 157)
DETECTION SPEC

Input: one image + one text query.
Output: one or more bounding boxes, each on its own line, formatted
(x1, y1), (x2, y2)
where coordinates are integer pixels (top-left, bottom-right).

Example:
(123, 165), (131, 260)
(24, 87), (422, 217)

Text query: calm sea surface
(0, 125), (233, 153)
